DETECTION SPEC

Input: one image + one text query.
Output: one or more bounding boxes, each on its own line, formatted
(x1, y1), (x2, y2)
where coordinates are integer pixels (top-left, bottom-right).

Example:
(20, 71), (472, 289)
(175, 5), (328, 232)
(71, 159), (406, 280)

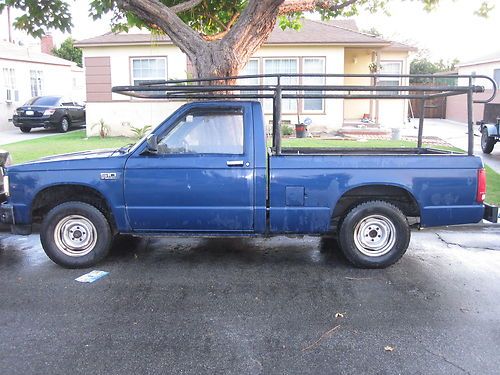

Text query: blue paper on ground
(75, 270), (109, 283)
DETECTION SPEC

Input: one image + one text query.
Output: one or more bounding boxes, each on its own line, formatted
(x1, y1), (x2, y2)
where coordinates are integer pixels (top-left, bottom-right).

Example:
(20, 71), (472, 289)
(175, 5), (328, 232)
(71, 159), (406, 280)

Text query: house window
(30, 70), (44, 97)
(494, 69), (500, 87)
(303, 57), (325, 112)
(131, 57), (167, 86)
(378, 61), (402, 95)
(263, 58), (299, 112)
(240, 58), (259, 95)
(3, 68), (18, 102)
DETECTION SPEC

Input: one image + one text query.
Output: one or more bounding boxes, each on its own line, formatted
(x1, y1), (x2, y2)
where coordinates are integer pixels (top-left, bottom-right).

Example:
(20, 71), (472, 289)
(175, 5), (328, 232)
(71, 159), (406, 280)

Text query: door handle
(226, 160), (244, 167)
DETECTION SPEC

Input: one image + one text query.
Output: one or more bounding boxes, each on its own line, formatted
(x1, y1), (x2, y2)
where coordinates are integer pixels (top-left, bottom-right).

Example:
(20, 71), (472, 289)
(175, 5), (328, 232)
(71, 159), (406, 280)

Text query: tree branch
(279, 0), (359, 15)
(170, 0), (203, 14)
(115, 0), (206, 56)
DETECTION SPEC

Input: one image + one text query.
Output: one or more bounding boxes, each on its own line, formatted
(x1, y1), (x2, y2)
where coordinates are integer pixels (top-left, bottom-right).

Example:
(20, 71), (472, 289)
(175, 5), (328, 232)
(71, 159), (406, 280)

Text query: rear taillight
(476, 168), (486, 203)
(43, 108), (56, 116)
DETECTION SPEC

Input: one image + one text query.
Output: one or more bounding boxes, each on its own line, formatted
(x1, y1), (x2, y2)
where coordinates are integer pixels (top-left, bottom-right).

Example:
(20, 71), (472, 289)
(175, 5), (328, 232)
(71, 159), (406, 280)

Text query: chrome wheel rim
(353, 214), (396, 257)
(481, 131), (488, 148)
(62, 118), (69, 131)
(54, 215), (97, 257)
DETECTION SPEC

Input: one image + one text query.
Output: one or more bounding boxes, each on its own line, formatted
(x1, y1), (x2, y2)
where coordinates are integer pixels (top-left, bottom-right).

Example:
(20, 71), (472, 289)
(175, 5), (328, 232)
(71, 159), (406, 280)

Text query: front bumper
(484, 203), (499, 223)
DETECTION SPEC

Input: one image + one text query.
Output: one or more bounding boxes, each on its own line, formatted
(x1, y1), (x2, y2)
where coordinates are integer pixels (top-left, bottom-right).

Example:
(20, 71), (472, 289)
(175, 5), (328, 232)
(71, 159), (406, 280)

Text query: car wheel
(20, 127), (31, 133)
(59, 117), (70, 133)
(481, 128), (495, 154)
(338, 201), (410, 268)
(40, 201), (112, 268)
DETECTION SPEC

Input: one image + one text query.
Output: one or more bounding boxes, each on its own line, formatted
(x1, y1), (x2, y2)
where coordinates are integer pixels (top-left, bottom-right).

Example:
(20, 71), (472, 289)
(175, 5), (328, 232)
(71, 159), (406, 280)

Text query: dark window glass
(25, 96), (61, 106)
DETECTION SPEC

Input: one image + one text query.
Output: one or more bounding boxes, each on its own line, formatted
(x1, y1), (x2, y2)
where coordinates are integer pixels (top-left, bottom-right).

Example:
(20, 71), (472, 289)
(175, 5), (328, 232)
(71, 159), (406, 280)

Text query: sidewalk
(403, 118), (500, 173)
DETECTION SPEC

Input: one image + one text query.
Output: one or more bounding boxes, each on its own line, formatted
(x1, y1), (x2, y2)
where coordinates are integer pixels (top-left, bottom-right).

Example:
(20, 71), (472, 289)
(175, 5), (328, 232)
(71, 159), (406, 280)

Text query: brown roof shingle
(76, 19), (413, 50)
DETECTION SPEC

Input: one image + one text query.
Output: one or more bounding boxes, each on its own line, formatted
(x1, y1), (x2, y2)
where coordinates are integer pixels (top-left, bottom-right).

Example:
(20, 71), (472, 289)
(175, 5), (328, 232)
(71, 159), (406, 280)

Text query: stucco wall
(0, 59), (84, 132)
(82, 43), (410, 136)
(445, 62), (500, 123)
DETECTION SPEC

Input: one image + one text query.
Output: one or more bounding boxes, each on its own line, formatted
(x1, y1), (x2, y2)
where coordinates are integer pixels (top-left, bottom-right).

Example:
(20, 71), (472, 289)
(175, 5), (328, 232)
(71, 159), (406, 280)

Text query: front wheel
(481, 128), (495, 154)
(338, 201), (410, 268)
(20, 126), (31, 133)
(40, 202), (112, 268)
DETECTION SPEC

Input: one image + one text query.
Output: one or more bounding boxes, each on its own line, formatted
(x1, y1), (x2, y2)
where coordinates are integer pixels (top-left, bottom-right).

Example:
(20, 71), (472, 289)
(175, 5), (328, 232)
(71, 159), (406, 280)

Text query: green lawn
(486, 165), (500, 206)
(2, 131), (498, 206)
(3, 130), (135, 165)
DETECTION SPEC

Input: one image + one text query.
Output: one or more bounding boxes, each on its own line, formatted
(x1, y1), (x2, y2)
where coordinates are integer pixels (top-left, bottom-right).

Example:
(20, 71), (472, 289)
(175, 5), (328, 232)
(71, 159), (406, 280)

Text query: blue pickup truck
(0, 74), (498, 269)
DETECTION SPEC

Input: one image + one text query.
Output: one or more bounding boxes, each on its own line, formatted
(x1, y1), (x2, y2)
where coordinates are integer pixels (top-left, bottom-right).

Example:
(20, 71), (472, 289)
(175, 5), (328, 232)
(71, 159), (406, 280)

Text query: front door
(123, 104), (255, 232)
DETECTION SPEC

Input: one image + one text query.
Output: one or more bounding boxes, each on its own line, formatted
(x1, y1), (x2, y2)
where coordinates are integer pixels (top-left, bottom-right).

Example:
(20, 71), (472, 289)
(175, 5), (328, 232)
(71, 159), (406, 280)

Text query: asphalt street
(0, 226), (499, 375)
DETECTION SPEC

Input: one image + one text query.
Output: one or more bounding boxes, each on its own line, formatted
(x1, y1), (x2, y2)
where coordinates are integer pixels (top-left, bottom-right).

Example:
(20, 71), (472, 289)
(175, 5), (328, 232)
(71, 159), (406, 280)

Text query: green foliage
(410, 57), (460, 83)
(91, 119), (110, 138)
(1, 1), (494, 39)
(129, 124), (153, 139)
(281, 124), (293, 136)
(0, 0), (72, 38)
(52, 37), (82, 67)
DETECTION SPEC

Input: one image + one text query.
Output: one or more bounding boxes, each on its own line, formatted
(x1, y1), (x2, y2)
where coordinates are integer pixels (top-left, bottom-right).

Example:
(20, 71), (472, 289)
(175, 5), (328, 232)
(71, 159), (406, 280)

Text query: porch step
(342, 121), (380, 129)
(337, 127), (391, 137)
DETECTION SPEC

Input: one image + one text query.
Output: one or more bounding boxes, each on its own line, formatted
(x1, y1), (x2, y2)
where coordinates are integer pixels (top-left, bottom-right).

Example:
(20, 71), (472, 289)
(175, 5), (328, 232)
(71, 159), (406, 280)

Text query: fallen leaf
(384, 346), (395, 352)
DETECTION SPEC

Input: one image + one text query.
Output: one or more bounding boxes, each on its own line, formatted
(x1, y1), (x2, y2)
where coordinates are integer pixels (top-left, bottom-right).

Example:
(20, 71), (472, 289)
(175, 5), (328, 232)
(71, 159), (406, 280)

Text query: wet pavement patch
(0, 228), (499, 374)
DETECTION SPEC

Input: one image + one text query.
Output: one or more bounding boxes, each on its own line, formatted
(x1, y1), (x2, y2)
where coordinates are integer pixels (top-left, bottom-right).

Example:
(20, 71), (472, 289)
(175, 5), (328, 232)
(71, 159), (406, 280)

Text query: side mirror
(146, 134), (158, 153)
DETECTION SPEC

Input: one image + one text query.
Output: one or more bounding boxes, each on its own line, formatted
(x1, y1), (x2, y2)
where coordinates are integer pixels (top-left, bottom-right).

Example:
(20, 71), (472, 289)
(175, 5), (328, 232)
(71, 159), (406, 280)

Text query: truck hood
(35, 149), (118, 163)
(7, 148), (129, 173)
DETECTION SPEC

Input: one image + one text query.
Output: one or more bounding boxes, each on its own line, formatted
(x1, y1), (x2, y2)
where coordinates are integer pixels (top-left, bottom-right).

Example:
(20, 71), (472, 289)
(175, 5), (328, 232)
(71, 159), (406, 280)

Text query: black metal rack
(112, 73), (497, 156)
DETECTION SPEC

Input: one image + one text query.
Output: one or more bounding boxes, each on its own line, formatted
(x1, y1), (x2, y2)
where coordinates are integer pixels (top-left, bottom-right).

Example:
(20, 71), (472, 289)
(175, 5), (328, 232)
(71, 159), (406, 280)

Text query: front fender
(482, 123), (499, 137)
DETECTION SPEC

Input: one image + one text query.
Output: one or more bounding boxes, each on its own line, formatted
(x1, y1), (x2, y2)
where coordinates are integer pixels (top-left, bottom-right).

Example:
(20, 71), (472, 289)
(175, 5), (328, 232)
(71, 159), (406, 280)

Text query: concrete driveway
(1, 226), (499, 375)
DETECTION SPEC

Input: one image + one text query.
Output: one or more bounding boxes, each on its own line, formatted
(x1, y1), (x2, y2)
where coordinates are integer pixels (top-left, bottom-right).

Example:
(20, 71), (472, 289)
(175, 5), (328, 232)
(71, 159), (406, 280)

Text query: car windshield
(24, 96), (61, 106)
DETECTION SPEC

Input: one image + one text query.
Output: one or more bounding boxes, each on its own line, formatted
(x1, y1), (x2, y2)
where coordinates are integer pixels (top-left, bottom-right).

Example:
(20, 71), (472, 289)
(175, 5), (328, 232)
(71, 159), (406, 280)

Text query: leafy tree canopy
(52, 37), (83, 67)
(0, 0), (494, 39)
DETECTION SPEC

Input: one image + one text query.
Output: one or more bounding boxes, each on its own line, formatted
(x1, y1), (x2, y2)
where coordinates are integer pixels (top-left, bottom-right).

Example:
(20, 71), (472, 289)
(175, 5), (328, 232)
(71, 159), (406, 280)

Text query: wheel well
(32, 185), (116, 231)
(332, 185), (420, 225)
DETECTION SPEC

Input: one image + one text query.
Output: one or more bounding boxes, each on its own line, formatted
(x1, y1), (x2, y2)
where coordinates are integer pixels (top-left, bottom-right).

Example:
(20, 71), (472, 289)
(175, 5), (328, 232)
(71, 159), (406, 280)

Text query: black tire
(481, 128), (495, 154)
(59, 116), (70, 133)
(40, 201), (112, 268)
(20, 127), (31, 133)
(338, 201), (410, 268)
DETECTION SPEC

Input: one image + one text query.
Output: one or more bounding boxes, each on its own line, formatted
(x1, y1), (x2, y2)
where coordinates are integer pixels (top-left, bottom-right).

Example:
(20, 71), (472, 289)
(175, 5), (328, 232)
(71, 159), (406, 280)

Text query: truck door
(123, 103), (255, 232)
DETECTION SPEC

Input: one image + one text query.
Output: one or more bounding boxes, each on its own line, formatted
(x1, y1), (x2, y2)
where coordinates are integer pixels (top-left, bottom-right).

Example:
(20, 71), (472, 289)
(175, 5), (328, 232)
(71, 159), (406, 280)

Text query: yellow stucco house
(76, 19), (415, 136)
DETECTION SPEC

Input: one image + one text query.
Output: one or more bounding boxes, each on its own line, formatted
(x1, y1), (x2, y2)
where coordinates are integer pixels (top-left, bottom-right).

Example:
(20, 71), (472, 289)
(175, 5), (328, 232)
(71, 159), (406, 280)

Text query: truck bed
(280, 147), (459, 155)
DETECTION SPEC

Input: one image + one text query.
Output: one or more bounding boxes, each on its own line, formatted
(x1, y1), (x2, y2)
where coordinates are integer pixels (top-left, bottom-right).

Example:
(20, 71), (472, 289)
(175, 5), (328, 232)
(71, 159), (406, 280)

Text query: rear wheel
(20, 127), (31, 133)
(40, 201), (112, 268)
(481, 128), (495, 154)
(59, 117), (70, 133)
(338, 201), (410, 268)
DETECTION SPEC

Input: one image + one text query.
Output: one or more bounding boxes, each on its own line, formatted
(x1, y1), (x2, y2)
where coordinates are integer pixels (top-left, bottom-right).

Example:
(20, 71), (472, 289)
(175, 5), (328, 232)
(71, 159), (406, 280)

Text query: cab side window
(157, 110), (244, 155)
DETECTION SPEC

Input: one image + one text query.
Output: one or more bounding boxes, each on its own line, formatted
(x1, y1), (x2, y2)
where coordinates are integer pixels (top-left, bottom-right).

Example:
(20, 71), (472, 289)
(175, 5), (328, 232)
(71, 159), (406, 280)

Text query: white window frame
(262, 57), (299, 114)
(130, 57), (168, 86)
(30, 70), (44, 97)
(302, 57), (326, 113)
(3, 68), (19, 103)
(378, 61), (403, 95)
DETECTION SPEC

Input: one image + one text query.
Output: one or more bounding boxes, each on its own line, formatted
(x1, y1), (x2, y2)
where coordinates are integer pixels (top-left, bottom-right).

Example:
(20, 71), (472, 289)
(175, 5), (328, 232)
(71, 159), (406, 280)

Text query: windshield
(24, 96), (61, 106)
